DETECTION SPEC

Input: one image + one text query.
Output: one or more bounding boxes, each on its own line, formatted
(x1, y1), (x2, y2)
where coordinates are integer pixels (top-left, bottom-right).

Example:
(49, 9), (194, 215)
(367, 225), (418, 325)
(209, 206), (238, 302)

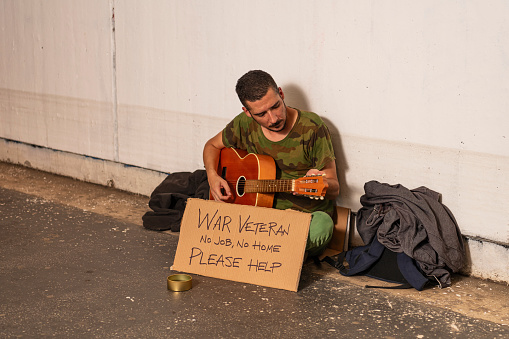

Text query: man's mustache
(269, 120), (283, 128)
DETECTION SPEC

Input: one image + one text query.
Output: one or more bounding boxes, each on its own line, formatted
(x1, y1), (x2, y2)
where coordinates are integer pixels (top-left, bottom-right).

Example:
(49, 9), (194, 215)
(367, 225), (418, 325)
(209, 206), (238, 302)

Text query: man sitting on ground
(203, 70), (340, 257)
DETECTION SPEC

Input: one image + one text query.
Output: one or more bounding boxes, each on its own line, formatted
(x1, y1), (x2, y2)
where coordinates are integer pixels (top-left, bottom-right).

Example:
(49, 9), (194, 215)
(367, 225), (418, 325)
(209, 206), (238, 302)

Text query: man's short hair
(235, 70), (278, 109)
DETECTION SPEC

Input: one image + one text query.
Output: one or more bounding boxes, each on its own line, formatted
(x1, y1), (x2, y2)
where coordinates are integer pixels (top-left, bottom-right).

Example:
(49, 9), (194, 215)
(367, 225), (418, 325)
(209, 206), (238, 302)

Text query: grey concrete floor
(1, 162), (508, 338)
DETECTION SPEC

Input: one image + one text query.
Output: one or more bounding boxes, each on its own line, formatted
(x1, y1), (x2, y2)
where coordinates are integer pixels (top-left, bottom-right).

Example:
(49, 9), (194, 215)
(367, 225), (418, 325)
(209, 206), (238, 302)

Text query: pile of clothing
(356, 181), (466, 287)
(142, 170), (209, 232)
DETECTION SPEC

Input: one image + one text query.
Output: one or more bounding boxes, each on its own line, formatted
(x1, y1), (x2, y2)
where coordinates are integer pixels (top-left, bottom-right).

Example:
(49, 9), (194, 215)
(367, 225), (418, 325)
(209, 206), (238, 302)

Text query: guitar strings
(244, 180), (293, 193)
(222, 178), (322, 195)
(223, 179), (294, 192)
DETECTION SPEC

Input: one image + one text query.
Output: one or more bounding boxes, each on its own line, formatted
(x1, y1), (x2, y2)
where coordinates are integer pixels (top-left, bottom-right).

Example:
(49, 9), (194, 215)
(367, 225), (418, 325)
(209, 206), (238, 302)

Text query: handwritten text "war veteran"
(197, 209), (291, 237)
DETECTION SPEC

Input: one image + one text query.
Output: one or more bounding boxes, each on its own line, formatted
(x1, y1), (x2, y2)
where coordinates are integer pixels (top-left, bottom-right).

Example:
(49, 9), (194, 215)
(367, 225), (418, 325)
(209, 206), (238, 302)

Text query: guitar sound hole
(237, 176), (246, 197)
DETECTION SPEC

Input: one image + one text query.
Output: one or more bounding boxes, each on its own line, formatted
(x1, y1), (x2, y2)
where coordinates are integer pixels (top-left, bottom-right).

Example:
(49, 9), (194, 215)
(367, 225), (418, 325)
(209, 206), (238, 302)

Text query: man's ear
(242, 106), (252, 117)
(278, 87), (285, 100)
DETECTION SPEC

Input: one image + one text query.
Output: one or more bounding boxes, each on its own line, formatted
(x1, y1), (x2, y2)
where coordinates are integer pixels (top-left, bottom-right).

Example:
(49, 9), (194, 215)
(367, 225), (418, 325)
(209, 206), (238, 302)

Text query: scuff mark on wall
(110, 0), (119, 162)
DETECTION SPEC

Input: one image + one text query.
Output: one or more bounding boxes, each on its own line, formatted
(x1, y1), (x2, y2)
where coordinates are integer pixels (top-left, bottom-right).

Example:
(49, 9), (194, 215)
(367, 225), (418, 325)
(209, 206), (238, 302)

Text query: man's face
(243, 87), (287, 132)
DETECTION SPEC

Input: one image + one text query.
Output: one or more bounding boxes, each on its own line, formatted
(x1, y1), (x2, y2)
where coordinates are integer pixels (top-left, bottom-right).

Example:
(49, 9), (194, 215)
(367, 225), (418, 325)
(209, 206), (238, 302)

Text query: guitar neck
(243, 179), (295, 193)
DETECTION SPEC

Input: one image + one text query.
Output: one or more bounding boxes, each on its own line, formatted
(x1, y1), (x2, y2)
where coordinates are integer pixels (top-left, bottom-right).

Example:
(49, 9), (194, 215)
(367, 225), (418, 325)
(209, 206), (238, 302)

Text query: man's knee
(306, 211), (334, 256)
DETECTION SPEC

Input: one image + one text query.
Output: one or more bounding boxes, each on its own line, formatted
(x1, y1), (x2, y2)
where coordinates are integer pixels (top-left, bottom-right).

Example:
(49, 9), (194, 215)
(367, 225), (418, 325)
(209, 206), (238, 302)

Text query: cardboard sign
(171, 198), (311, 292)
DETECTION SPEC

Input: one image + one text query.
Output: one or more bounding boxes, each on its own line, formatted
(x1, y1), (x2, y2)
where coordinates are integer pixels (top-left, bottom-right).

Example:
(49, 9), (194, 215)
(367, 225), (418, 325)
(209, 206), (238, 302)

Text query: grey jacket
(356, 181), (466, 287)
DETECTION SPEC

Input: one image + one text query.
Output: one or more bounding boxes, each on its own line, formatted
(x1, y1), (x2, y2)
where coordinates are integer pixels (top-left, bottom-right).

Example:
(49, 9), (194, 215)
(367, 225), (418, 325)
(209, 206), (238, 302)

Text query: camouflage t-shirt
(222, 109), (336, 216)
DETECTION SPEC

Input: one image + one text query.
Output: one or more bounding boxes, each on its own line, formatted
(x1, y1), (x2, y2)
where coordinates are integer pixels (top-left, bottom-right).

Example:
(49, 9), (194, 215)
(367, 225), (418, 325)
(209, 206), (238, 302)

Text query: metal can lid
(167, 274), (192, 292)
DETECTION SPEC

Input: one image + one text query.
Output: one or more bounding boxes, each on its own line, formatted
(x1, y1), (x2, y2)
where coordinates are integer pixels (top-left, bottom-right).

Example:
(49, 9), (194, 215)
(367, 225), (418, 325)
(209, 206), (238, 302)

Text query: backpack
(322, 237), (436, 291)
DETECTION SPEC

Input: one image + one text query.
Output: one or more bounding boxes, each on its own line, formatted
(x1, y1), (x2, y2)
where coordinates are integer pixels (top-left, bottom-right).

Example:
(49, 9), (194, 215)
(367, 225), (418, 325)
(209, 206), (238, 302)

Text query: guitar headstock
(294, 174), (328, 200)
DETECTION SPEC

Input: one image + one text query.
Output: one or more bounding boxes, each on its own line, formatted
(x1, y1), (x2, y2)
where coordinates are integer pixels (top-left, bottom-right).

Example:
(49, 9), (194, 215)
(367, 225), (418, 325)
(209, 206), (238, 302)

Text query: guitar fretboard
(242, 179), (295, 193)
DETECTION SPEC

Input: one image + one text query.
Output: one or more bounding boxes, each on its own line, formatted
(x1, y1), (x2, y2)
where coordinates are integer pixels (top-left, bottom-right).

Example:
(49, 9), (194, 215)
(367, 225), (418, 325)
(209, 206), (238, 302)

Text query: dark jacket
(356, 181), (466, 287)
(142, 170), (209, 232)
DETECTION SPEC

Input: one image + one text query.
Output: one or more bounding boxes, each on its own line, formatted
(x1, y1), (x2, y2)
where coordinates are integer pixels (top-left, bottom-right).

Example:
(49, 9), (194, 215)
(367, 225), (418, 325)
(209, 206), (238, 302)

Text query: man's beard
(267, 119), (286, 132)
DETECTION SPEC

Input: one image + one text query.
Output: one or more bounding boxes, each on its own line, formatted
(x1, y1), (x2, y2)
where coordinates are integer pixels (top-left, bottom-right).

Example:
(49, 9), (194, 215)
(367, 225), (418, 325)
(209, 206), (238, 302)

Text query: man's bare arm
(203, 132), (232, 202)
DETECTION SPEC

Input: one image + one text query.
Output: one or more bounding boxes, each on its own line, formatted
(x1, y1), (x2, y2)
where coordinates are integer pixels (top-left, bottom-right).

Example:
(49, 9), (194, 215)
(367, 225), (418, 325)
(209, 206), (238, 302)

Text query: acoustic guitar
(210, 148), (328, 208)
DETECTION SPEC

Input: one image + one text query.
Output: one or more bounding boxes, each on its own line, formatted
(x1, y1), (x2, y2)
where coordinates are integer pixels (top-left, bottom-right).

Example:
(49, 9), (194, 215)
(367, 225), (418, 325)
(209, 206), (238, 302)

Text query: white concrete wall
(0, 0), (117, 160)
(1, 1), (508, 281)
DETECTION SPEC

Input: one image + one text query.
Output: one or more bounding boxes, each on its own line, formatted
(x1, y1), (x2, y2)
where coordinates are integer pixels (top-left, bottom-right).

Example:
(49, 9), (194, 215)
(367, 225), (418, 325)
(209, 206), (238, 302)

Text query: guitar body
(212, 148), (276, 208)
(210, 148), (327, 207)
